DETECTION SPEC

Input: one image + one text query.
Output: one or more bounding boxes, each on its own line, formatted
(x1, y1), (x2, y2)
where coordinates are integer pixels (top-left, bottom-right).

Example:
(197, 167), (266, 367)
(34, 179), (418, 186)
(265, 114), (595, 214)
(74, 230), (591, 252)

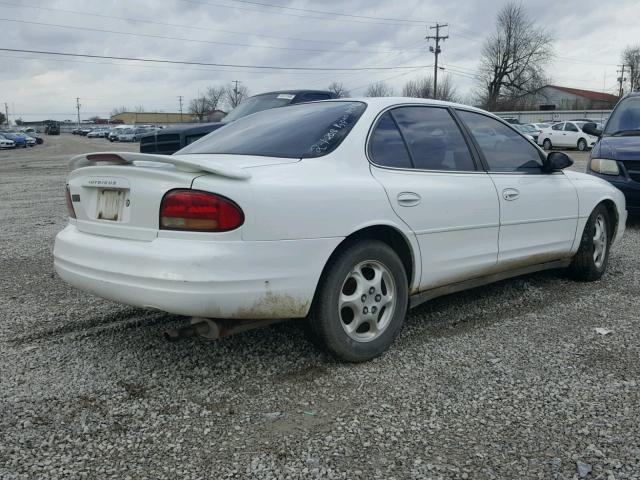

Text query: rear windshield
(178, 101), (366, 158)
(222, 93), (296, 123)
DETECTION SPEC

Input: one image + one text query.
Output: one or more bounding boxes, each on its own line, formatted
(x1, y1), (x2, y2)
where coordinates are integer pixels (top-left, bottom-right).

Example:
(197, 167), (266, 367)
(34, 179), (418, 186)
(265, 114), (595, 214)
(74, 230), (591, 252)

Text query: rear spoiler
(69, 152), (251, 180)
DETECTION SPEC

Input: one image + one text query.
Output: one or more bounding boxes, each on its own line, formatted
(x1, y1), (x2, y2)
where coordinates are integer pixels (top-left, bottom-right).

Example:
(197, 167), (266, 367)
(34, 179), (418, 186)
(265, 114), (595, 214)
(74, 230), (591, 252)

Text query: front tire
(543, 139), (552, 151)
(568, 204), (611, 281)
(577, 138), (587, 151)
(309, 240), (408, 362)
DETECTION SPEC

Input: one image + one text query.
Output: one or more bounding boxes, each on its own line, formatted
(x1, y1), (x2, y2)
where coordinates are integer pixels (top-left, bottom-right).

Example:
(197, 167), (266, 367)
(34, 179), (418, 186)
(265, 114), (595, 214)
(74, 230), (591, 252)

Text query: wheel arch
(313, 223), (419, 302)
(599, 198), (619, 241)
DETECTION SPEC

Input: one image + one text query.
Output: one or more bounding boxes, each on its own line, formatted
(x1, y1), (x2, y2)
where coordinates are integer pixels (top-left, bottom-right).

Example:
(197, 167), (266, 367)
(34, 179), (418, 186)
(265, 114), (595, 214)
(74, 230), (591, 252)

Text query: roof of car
(324, 96), (489, 113)
(254, 89), (335, 96)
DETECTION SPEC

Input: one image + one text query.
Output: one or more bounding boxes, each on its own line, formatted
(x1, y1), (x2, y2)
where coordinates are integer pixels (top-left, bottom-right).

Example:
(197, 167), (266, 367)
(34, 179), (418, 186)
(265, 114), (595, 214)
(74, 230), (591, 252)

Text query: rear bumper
(54, 225), (342, 319)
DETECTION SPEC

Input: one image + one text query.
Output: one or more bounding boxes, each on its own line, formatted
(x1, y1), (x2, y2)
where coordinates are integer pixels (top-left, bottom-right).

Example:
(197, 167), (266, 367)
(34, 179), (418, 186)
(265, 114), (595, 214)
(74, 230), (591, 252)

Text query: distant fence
(493, 110), (611, 124)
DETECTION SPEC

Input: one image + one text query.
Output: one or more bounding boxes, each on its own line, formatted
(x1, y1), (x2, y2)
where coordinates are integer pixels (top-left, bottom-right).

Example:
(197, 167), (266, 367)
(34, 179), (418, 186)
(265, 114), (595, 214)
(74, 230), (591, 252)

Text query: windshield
(604, 96), (640, 136)
(222, 93), (296, 123)
(178, 101), (366, 158)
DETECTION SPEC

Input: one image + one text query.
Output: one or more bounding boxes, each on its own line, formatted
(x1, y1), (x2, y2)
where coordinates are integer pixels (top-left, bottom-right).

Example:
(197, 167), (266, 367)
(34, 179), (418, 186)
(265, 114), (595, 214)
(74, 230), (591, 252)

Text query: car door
(563, 122), (580, 148)
(547, 122), (566, 147)
(368, 106), (500, 290)
(456, 110), (579, 265)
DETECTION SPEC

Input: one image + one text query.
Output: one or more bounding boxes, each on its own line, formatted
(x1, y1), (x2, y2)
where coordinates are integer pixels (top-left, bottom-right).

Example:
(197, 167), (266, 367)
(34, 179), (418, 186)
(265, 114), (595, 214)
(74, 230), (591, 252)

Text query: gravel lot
(1, 136), (639, 479)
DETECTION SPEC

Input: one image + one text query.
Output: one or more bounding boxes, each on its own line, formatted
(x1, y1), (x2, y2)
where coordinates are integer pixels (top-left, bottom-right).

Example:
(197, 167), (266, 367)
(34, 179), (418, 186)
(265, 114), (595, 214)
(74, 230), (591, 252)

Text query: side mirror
(543, 151), (573, 172)
(582, 122), (602, 137)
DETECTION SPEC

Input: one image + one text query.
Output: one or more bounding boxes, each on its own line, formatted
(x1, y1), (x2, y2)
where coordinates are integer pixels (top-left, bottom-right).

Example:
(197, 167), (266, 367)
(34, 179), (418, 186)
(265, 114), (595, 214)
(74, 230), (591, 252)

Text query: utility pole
(617, 65), (626, 97)
(75, 97), (81, 128)
(426, 23), (448, 100)
(4, 102), (8, 126)
(232, 80), (241, 107)
(178, 95), (184, 122)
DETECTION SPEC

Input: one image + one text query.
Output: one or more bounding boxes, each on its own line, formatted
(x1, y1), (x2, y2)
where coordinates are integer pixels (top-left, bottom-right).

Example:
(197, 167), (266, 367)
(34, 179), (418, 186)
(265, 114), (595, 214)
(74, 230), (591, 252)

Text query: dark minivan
(585, 92), (640, 215)
(139, 89), (337, 155)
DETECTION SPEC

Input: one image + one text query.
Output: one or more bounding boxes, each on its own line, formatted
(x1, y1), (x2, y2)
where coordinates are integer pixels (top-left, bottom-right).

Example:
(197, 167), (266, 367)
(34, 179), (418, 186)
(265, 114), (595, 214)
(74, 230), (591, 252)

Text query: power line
(226, 0), (432, 24)
(0, 48), (431, 71)
(0, 0), (367, 48)
(178, 0), (428, 27)
(0, 17), (421, 55)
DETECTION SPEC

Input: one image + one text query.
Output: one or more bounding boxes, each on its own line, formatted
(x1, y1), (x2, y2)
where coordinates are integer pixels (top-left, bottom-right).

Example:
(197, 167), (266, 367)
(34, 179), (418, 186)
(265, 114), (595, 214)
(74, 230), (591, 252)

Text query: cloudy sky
(1, 0), (639, 121)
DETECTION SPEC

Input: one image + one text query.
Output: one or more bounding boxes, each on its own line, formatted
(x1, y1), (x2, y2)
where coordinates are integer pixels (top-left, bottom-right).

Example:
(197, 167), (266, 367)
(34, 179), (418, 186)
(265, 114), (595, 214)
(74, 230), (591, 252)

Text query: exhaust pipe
(164, 318), (218, 342)
(164, 317), (284, 342)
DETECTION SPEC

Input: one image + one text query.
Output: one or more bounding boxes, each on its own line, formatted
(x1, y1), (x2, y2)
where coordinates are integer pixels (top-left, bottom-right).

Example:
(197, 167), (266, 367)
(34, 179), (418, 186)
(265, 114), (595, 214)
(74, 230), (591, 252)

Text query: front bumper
(54, 225), (341, 319)
(588, 172), (640, 213)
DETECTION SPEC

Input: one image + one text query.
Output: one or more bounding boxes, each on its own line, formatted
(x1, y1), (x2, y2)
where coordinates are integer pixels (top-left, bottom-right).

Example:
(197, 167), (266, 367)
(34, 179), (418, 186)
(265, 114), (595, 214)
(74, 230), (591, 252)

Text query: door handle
(502, 188), (520, 201)
(397, 192), (421, 207)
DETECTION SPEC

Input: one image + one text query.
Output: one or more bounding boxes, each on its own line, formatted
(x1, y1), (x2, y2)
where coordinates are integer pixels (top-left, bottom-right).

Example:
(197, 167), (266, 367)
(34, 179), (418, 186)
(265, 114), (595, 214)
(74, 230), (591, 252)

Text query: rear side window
(458, 110), (543, 172)
(178, 101), (366, 158)
(391, 107), (476, 171)
(564, 123), (578, 132)
(369, 112), (412, 168)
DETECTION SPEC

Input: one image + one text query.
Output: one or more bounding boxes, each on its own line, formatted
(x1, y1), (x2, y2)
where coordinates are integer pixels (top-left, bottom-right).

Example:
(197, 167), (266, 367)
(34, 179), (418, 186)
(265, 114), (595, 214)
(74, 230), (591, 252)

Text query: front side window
(552, 123), (564, 131)
(390, 107), (476, 171)
(458, 110), (543, 172)
(178, 101), (366, 158)
(368, 112), (412, 168)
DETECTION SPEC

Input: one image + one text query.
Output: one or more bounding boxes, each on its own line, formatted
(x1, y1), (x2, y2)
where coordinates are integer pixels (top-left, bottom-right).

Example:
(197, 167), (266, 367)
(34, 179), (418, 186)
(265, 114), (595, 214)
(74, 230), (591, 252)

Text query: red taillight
(65, 185), (76, 219)
(160, 189), (244, 232)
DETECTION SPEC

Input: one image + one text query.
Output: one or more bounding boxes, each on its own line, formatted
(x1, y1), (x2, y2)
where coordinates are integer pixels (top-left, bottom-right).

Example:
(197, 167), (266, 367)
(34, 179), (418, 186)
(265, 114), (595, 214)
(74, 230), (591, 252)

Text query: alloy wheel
(593, 214), (608, 269)
(338, 260), (396, 343)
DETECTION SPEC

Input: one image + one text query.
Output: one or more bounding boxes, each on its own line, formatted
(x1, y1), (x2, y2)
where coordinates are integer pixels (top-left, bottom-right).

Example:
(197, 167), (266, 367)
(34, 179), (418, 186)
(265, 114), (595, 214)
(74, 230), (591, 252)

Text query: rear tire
(543, 139), (552, 151)
(577, 138), (587, 151)
(309, 240), (408, 362)
(568, 204), (611, 281)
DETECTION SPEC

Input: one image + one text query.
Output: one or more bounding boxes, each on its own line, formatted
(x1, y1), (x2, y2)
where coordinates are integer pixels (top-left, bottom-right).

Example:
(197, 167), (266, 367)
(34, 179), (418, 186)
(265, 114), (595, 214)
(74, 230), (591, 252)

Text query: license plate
(96, 189), (124, 221)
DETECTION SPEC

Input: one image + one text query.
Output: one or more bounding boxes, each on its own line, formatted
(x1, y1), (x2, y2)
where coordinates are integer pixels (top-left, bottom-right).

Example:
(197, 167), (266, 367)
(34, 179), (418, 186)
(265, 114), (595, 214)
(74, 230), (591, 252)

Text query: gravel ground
(1, 136), (639, 479)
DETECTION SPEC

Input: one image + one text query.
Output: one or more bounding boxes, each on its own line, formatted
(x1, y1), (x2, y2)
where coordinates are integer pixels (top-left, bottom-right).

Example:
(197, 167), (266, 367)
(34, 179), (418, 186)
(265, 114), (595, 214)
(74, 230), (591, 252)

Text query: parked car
(140, 89), (337, 154)
(114, 128), (138, 142)
(538, 121), (598, 151)
(584, 92), (640, 216)
(87, 128), (110, 138)
(24, 135), (37, 147)
(72, 128), (83, 135)
(0, 132), (27, 148)
(501, 117), (521, 125)
(79, 128), (92, 136)
(108, 126), (131, 142)
(513, 124), (539, 142)
(0, 133), (15, 148)
(32, 134), (44, 145)
(54, 98), (626, 362)
(44, 122), (60, 135)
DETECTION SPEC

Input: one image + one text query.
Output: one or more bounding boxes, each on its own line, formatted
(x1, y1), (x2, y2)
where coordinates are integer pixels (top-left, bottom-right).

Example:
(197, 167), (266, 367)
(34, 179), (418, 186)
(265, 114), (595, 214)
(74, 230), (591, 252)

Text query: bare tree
(401, 75), (458, 101)
(110, 106), (129, 116)
(224, 84), (249, 109)
(365, 81), (394, 97)
(327, 81), (351, 98)
(478, 2), (553, 110)
(134, 105), (145, 113)
(189, 96), (209, 122)
(622, 45), (640, 92)
(206, 86), (226, 111)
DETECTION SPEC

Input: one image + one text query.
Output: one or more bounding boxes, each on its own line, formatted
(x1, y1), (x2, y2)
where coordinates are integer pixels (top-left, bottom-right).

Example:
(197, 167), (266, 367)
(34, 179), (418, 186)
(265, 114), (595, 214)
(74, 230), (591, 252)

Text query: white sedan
(0, 134), (15, 148)
(54, 98), (626, 362)
(538, 121), (599, 151)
